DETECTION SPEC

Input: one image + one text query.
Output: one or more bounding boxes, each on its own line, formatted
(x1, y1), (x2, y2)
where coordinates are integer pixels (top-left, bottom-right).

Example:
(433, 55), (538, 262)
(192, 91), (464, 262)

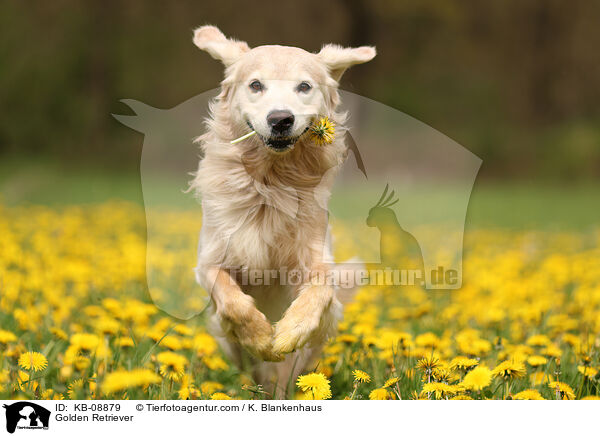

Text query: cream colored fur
(190, 25), (375, 396)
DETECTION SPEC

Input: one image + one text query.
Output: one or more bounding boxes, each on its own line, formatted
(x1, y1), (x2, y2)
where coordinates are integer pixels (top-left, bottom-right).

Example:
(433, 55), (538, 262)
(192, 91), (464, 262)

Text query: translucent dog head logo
(114, 85), (481, 320)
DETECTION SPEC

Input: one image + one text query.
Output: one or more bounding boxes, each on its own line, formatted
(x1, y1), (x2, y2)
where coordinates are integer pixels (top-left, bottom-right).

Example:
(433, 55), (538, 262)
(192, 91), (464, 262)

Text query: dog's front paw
(218, 294), (282, 362)
(236, 317), (281, 362)
(272, 288), (332, 355)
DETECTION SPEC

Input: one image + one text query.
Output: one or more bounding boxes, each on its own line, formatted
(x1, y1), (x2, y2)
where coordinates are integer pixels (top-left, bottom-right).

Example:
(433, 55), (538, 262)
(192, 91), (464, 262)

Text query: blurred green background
(1, 0), (599, 228)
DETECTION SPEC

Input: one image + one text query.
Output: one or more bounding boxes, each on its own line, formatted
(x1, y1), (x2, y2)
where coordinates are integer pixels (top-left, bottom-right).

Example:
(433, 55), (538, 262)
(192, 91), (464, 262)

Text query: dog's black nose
(267, 110), (295, 134)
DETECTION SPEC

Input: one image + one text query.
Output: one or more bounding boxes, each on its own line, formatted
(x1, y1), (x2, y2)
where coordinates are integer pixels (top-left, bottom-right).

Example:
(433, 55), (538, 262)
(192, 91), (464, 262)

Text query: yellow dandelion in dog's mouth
(18, 352), (48, 372)
(310, 116), (335, 145)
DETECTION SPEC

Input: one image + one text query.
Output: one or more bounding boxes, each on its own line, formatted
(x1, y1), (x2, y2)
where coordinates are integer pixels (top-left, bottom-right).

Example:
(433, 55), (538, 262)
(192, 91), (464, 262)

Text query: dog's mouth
(247, 121), (309, 153)
(266, 137), (296, 151)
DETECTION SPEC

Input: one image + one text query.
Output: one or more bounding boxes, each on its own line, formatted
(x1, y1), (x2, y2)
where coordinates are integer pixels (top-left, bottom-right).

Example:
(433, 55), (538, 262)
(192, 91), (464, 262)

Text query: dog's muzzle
(247, 120), (309, 153)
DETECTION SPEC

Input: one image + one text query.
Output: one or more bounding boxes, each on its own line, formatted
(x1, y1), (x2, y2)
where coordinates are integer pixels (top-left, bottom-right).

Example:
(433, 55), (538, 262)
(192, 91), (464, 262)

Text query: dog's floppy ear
(318, 44), (376, 81)
(193, 25), (250, 67)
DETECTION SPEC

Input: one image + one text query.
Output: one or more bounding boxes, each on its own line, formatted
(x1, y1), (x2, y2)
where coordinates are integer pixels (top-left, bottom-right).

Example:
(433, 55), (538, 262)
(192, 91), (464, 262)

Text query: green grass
(1, 159), (599, 229)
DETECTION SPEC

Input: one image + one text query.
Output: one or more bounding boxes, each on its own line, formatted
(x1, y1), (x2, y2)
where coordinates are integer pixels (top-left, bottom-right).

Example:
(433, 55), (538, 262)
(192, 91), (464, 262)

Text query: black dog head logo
(3, 402), (50, 434)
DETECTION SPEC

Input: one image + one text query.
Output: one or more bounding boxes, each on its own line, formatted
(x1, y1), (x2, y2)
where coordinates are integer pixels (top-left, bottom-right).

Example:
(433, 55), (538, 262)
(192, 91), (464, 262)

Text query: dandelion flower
(450, 394), (473, 400)
(17, 371), (38, 391)
(310, 117), (335, 145)
(116, 337), (135, 348)
(202, 356), (228, 371)
(542, 344), (562, 358)
(470, 338), (492, 356)
(210, 392), (232, 400)
(548, 381), (575, 400)
(491, 360), (526, 380)
(160, 335), (182, 351)
(296, 372), (332, 400)
(562, 333), (580, 347)
(50, 327), (68, 341)
(383, 377), (399, 388)
(157, 351), (188, 381)
(450, 356), (479, 371)
(94, 317), (120, 336)
(178, 375), (199, 400)
(102, 369), (161, 395)
(422, 382), (462, 400)
(200, 381), (224, 395)
(70, 333), (100, 352)
(513, 389), (545, 400)
(526, 334), (551, 347)
(67, 379), (86, 399)
(369, 388), (391, 400)
(173, 324), (193, 336)
(410, 390), (428, 400)
(527, 355), (547, 368)
(0, 330), (17, 344)
(41, 389), (57, 400)
(415, 332), (440, 349)
(577, 365), (598, 378)
(336, 334), (358, 344)
(352, 369), (371, 383)
(193, 333), (218, 356)
(431, 368), (459, 383)
(18, 352), (48, 372)
(416, 356), (440, 373)
(461, 366), (492, 390)
(73, 356), (91, 371)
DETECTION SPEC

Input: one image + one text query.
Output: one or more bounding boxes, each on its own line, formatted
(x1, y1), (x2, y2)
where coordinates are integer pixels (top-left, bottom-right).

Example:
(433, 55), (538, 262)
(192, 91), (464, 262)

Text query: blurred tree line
(1, 0), (599, 180)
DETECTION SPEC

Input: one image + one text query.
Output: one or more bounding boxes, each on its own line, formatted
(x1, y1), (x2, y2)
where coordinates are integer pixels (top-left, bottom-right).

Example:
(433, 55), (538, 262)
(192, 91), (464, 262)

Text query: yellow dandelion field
(1, 201), (600, 400)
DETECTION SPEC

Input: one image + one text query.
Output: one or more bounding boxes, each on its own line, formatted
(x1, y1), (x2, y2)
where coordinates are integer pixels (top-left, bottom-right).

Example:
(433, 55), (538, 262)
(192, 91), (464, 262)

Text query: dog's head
(193, 25), (376, 153)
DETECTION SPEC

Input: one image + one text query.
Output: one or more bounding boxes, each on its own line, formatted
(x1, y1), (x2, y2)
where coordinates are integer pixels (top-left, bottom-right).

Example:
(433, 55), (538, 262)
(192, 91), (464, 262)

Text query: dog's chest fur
(197, 147), (333, 272)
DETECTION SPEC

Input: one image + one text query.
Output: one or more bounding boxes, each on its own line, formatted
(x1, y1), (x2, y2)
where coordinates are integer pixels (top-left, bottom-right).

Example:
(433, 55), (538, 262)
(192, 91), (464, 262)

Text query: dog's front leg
(272, 265), (341, 355)
(205, 267), (282, 362)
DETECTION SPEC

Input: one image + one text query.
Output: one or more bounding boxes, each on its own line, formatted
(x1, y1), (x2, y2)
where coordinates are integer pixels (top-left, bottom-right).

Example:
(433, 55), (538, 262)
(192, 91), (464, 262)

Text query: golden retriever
(190, 25), (375, 396)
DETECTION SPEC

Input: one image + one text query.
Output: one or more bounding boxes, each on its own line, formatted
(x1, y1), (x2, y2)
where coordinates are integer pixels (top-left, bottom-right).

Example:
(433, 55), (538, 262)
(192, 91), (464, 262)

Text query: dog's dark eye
(249, 80), (263, 92)
(297, 81), (312, 93)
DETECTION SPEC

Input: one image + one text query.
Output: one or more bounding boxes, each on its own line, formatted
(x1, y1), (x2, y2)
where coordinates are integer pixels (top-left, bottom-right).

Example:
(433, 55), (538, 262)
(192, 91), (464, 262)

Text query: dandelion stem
(230, 130), (256, 144)
(576, 373), (586, 399)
